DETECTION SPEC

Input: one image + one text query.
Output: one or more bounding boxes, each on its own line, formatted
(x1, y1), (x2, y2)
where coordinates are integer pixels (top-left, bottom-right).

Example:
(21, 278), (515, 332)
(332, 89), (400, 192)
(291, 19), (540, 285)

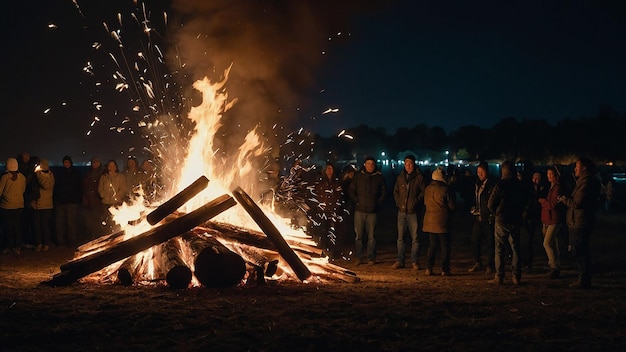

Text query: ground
(1, 210), (625, 351)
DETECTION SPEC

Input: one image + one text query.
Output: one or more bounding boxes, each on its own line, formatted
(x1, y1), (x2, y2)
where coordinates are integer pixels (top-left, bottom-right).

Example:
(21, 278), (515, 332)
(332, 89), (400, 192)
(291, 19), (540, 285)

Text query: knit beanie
(431, 167), (446, 182)
(6, 158), (18, 172)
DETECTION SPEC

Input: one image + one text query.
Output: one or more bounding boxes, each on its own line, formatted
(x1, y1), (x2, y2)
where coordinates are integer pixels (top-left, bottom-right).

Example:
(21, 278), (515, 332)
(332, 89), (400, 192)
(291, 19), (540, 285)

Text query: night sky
(3, 0), (626, 163)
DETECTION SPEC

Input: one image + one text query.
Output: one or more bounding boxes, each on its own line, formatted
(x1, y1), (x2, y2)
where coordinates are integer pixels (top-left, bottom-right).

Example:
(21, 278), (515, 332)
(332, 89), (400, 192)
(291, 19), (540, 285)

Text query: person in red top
(538, 166), (565, 279)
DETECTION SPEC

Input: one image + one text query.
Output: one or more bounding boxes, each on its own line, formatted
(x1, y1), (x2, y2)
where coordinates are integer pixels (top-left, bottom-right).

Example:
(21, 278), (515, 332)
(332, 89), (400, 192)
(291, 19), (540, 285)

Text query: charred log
(146, 175), (209, 225)
(42, 194), (236, 286)
(232, 187), (312, 281)
(179, 232), (246, 288)
(156, 238), (192, 289)
(116, 254), (145, 286)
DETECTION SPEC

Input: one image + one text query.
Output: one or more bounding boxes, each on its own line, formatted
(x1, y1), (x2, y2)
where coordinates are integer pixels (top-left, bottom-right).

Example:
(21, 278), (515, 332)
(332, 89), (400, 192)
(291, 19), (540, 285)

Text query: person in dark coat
(392, 154), (426, 270)
(558, 157), (601, 289)
(468, 161), (497, 275)
(348, 156), (386, 265)
(313, 162), (344, 260)
(487, 161), (527, 285)
(53, 155), (82, 247)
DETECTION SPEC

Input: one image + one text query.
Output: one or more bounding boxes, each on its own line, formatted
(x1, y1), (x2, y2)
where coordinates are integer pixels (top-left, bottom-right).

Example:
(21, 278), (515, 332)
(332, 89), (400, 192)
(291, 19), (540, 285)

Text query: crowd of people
(1, 150), (604, 289)
(280, 154), (602, 289)
(0, 153), (161, 255)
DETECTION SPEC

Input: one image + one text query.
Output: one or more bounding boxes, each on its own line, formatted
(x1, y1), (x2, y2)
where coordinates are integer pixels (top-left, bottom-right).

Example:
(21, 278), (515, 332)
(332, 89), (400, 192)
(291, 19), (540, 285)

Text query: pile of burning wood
(42, 176), (358, 288)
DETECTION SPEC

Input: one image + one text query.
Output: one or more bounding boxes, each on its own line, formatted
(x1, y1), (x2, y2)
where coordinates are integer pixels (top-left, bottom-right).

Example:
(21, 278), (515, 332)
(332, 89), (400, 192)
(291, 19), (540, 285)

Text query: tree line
(308, 107), (626, 166)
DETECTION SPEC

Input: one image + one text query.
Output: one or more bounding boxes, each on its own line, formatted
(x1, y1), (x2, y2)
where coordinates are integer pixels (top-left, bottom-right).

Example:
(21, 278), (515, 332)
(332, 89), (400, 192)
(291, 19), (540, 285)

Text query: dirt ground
(1, 209), (625, 352)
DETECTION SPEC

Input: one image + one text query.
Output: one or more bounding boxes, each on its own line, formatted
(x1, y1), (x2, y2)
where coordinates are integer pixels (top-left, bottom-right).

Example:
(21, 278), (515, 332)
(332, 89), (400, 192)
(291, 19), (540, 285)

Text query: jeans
(542, 223), (562, 270)
(470, 219), (495, 269)
(569, 226), (592, 284)
(396, 212), (419, 265)
(494, 223), (521, 279)
(354, 211), (377, 261)
(425, 232), (450, 272)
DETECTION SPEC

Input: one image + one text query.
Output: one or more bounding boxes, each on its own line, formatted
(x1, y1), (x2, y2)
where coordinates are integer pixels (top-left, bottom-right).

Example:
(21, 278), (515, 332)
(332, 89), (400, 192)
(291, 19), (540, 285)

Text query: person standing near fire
(423, 167), (456, 276)
(538, 166), (565, 279)
(31, 159), (55, 252)
(392, 154), (426, 270)
(468, 161), (497, 276)
(313, 162), (344, 260)
(123, 157), (142, 201)
(0, 158), (26, 254)
(521, 171), (547, 273)
(558, 157), (601, 289)
(349, 156), (386, 265)
(98, 160), (127, 234)
(53, 155), (82, 248)
(487, 161), (526, 285)
(82, 157), (105, 240)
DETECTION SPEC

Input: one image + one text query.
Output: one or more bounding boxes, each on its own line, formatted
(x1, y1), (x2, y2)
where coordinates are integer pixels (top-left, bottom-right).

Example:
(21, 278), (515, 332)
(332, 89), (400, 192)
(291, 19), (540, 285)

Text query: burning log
(77, 230), (126, 257)
(77, 176), (209, 255)
(203, 221), (323, 257)
(146, 175), (210, 225)
(232, 187), (312, 281)
(200, 223), (358, 283)
(156, 238), (192, 289)
(180, 232), (246, 288)
(116, 254), (145, 286)
(42, 193), (236, 286)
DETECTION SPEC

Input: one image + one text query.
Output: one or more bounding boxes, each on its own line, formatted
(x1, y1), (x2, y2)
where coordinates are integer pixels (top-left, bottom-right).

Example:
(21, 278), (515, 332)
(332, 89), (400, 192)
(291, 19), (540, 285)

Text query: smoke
(167, 0), (372, 139)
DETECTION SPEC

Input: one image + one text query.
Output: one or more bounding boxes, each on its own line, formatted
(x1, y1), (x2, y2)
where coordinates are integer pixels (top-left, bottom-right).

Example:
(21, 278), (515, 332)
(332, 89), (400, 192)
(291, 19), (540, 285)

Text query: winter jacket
(393, 168), (426, 214)
(474, 176), (496, 223)
(422, 180), (456, 234)
(562, 174), (600, 229)
(98, 172), (128, 206)
(32, 170), (55, 210)
(349, 169), (386, 213)
(0, 172), (26, 209)
(488, 176), (526, 228)
(540, 183), (564, 225)
(54, 166), (82, 205)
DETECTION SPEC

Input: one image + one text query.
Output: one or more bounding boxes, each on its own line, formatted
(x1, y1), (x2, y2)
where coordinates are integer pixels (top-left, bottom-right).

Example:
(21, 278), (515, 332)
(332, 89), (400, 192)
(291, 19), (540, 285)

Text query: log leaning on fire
(42, 194), (236, 287)
(180, 232), (246, 288)
(146, 175), (210, 225)
(157, 238), (193, 289)
(232, 187), (312, 281)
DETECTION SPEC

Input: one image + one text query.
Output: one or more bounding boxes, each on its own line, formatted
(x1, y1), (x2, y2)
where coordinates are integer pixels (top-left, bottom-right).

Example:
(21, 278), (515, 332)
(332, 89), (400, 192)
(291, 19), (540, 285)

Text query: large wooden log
(76, 230), (127, 257)
(42, 194), (236, 286)
(180, 232), (246, 288)
(146, 175), (209, 225)
(232, 187), (311, 281)
(203, 221), (323, 257)
(116, 254), (144, 286)
(156, 238), (192, 289)
(77, 176), (208, 254)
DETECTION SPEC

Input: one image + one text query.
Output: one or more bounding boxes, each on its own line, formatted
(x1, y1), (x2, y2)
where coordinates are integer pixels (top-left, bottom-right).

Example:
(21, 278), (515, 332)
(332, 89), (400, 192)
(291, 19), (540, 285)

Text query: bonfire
(43, 70), (358, 288)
